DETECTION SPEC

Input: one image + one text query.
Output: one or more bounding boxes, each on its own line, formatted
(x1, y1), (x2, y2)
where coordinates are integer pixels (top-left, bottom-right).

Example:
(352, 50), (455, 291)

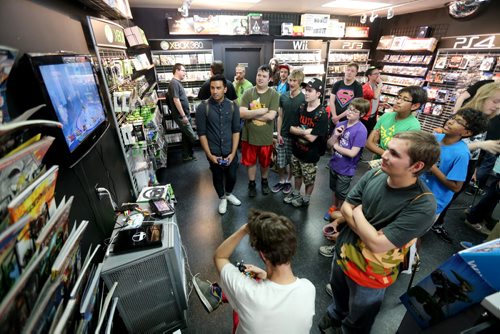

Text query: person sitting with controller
(192, 209), (316, 333)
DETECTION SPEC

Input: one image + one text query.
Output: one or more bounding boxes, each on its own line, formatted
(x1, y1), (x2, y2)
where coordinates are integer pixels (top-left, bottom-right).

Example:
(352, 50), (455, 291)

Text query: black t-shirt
(198, 79), (238, 101)
(291, 104), (328, 163)
(464, 80), (494, 105)
(332, 80), (363, 122)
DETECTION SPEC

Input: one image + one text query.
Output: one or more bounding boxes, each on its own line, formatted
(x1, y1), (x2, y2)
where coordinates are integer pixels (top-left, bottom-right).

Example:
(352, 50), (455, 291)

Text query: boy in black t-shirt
(284, 79), (328, 207)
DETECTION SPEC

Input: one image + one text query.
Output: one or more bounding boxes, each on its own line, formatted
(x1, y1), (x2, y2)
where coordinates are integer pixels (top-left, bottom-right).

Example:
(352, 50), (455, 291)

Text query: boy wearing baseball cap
(285, 78), (329, 207)
(276, 64), (290, 94)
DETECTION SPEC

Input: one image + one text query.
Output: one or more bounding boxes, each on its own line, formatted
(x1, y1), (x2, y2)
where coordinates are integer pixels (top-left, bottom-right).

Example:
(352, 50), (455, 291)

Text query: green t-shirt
(234, 79), (253, 105)
(336, 169), (436, 289)
(241, 87), (280, 146)
(374, 112), (421, 150)
(280, 91), (305, 137)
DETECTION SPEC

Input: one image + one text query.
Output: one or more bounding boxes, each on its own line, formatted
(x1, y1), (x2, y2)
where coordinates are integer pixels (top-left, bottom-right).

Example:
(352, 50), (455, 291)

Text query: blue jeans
(209, 155), (239, 198)
(327, 256), (386, 334)
(476, 152), (497, 188)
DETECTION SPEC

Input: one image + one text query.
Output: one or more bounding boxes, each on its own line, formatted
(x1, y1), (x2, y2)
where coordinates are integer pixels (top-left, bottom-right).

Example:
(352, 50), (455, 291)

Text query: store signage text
(88, 17), (127, 49)
(329, 40), (370, 50)
(151, 39), (213, 51)
(440, 34), (500, 50)
(274, 39), (323, 51)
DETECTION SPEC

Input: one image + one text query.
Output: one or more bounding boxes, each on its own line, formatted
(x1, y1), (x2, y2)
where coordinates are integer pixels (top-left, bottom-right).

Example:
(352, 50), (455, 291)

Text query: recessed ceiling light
(193, 0), (261, 3)
(322, 1), (389, 10)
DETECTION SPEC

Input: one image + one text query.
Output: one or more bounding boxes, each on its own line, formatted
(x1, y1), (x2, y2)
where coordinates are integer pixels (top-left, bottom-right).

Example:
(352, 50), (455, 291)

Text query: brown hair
(172, 63), (184, 75)
(349, 98), (370, 117)
(247, 209), (296, 266)
(393, 131), (440, 176)
(346, 62), (359, 71)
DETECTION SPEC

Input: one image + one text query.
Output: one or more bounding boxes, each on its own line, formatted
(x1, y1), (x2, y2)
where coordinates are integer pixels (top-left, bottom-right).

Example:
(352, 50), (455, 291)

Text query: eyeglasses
(448, 115), (468, 128)
(347, 106), (360, 113)
(395, 95), (413, 103)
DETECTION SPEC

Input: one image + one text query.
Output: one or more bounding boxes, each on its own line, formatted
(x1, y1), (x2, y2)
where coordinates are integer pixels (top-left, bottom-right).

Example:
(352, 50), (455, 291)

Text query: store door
(224, 47), (263, 86)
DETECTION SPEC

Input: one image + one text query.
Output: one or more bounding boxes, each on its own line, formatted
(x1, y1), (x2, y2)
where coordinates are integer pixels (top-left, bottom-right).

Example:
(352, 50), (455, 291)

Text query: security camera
(178, 5), (189, 17)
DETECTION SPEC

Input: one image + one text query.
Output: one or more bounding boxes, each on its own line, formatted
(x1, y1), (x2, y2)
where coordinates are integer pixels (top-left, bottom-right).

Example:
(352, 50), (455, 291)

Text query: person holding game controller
(196, 75), (242, 215)
(192, 209), (315, 333)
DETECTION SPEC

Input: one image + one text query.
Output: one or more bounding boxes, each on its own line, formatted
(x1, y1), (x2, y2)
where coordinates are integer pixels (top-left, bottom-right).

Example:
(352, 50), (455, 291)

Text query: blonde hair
(463, 82), (500, 113)
(288, 69), (305, 83)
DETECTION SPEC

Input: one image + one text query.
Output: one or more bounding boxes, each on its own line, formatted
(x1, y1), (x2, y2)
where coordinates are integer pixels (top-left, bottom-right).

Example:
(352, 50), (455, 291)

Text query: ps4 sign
(439, 34), (500, 50)
(274, 39), (324, 51)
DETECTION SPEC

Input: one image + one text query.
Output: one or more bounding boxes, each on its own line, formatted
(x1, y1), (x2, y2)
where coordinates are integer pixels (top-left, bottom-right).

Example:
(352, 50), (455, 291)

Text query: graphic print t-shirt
(332, 80), (363, 121)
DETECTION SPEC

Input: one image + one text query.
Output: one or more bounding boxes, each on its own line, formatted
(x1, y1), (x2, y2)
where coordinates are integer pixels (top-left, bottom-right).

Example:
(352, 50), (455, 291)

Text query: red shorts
(241, 142), (273, 168)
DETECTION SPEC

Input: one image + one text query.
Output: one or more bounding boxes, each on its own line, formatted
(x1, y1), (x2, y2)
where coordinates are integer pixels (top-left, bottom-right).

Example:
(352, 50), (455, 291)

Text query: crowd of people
(167, 58), (500, 333)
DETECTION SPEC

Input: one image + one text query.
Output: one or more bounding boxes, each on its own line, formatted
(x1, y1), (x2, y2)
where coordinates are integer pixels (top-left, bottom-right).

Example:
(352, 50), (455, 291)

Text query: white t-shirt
(220, 263), (316, 334)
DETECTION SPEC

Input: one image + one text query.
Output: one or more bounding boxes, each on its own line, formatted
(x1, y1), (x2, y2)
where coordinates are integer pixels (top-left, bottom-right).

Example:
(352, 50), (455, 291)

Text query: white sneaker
(218, 198), (227, 214)
(225, 194), (241, 206)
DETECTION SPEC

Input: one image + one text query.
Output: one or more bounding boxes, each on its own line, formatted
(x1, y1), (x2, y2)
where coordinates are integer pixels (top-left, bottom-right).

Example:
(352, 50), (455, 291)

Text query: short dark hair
(393, 131), (440, 176)
(173, 63), (184, 75)
(247, 209), (296, 266)
(349, 98), (370, 117)
(346, 62), (359, 71)
(209, 74), (227, 87)
(257, 64), (271, 74)
(455, 108), (488, 137)
(366, 65), (381, 76)
(398, 86), (428, 106)
(211, 60), (224, 75)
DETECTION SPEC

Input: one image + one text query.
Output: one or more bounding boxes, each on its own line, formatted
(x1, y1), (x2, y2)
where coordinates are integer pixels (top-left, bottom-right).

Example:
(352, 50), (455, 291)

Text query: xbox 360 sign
(88, 17), (126, 49)
(149, 39), (213, 51)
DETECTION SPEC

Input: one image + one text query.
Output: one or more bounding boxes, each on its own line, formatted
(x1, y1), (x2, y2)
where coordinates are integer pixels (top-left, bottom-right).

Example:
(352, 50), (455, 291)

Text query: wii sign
(439, 34), (500, 50)
(274, 39), (324, 51)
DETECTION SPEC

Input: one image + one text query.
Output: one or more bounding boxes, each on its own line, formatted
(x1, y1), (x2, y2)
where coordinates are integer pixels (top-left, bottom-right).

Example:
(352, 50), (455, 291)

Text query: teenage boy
(330, 62), (363, 124)
(318, 131), (440, 334)
(323, 98), (369, 221)
(422, 108), (488, 242)
(240, 65), (280, 197)
(362, 66), (384, 134)
(272, 69), (306, 194)
(196, 75), (242, 215)
(193, 210), (316, 332)
(275, 64), (290, 94)
(168, 63), (197, 162)
(366, 86), (426, 158)
(198, 60), (238, 101)
(233, 65), (253, 104)
(284, 78), (328, 207)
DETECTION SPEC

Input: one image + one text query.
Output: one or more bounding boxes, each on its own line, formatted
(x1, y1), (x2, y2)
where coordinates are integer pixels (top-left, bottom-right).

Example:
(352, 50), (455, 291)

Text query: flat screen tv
(8, 53), (109, 168)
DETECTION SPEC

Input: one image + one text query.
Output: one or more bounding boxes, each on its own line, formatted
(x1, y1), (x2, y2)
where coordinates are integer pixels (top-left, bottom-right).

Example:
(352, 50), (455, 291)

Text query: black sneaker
(431, 225), (452, 243)
(261, 180), (270, 195)
(318, 313), (342, 333)
(248, 182), (257, 197)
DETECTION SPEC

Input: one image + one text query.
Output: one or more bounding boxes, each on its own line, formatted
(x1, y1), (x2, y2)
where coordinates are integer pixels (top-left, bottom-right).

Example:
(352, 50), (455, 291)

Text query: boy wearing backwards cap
(285, 78), (329, 207)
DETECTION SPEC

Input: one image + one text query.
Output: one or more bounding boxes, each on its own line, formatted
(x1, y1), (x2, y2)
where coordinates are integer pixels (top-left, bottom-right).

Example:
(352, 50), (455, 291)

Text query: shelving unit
(149, 39), (214, 146)
(87, 17), (165, 196)
(325, 40), (371, 101)
(273, 39), (326, 86)
(418, 34), (500, 133)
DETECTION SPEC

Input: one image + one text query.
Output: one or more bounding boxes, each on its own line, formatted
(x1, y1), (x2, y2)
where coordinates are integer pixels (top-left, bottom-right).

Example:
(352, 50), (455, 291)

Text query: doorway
(223, 47), (264, 85)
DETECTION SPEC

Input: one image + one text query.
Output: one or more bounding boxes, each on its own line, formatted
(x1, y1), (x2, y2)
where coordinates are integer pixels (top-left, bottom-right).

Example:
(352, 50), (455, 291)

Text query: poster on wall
(167, 15), (220, 35)
(345, 26), (369, 38)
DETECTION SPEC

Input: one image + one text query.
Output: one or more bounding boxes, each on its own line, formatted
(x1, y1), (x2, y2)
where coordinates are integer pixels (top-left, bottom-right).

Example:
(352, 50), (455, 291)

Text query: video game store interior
(3, 0), (500, 333)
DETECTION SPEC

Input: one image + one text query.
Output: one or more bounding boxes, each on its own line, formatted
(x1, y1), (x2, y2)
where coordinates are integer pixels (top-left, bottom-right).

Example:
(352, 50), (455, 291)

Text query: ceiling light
(360, 14), (367, 24)
(322, 1), (389, 10)
(369, 11), (378, 22)
(193, 0), (261, 3)
(387, 7), (394, 19)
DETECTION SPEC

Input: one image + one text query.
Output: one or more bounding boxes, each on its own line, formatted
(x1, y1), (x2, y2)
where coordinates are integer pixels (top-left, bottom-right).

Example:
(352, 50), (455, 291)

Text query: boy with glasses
(421, 108), (488, 242)
(366, 86), (426, 158)
(322, 98), (369, 222)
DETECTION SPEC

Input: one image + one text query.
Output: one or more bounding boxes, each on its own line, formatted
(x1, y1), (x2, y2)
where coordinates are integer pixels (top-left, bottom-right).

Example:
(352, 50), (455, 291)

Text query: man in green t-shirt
(366, 86), (426, 158)
(233, 64), (253, 105)
(240, 64), (280, 197)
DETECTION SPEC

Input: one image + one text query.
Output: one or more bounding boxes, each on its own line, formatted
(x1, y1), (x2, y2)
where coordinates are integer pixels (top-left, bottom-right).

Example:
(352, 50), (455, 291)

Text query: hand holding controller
(217, 157), (229, 166)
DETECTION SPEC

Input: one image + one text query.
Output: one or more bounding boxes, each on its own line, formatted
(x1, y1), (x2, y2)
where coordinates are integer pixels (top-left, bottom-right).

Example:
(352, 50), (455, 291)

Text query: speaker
(417, 26), (431, 38)
(101, 218), (187, 333)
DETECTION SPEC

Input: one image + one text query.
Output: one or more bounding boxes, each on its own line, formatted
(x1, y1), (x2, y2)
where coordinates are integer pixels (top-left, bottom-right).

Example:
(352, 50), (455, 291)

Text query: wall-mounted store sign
(345, 27), (369, 38)
(376, 35), (438, 52)
(149, 39), (213, 51)
(274, 39), (323, 51)
(87, 17), (127, 49)
(329, 40), (371, 50)
(439, 33), (500, 50)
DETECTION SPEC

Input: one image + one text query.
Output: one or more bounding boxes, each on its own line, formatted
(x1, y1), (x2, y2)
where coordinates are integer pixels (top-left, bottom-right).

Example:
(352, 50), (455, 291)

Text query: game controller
(236, 260), (255, 278)
(217, 157), (229, 166)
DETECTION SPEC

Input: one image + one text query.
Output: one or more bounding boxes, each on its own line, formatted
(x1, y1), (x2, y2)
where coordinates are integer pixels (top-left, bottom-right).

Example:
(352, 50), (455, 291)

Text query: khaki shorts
(291, 155), (317, 186)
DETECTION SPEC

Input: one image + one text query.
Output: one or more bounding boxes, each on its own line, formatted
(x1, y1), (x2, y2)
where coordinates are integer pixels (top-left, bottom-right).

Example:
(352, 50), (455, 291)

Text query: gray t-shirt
(335, 169), (436, 288)
(168, 78), (189, 118)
